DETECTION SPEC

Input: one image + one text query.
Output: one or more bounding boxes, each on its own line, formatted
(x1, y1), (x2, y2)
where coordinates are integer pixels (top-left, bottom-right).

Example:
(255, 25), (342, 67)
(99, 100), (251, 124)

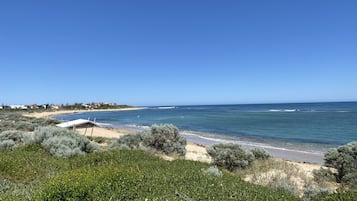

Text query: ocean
(56, 102), (357, 160)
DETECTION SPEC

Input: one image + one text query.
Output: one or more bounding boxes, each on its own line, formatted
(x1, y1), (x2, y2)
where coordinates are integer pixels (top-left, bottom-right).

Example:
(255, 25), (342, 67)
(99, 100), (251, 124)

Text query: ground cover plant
(0, 112), (59, 132)
(0, 144), (302, 201)
(317, 191), (357, 201)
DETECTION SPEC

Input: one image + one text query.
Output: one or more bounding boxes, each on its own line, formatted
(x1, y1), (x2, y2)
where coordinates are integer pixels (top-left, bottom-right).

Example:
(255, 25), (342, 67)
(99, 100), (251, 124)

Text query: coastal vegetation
(313, 142), (357, 190)
(206, 143), (270, 171)
(33, 126), (101, 158)
(111, 124), (187, 156)
(0, 111), (356, 200)
(0, 112), (59, 132)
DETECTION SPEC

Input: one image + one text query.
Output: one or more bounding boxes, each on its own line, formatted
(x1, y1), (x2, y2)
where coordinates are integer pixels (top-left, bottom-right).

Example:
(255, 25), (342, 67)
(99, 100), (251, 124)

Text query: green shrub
(142, 124), (187, 156)
(42, 136), (85, 158)
(0, 130), (31, 144)
(0, 140), (16, 150)
(303, 185), (330, 201)
(251, 148), (271, 160)
(276, 181), (299, 197)
(313, 168), (337, 184)
(0, 130), (32, 150)
(86, 136), (106, 144)
(0, 112), (59, 133)
(321, 141), (357, 188)
(110, 124), (187, 156)
(110, 133), (144, 150)
(206, 143), (255, 171)
(202, 166), (222, 177)
(33, 126), (100, 158)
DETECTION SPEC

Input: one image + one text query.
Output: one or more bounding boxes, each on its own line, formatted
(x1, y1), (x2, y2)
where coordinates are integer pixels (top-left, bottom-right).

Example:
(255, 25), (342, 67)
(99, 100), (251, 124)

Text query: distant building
(9, 105), (28, 110)
(27, 104), (39, 109)
(51, 104), (61, 110)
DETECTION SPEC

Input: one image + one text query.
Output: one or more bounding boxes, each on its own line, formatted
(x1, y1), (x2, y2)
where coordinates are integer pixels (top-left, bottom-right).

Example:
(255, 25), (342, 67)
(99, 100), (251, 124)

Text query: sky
(1, 0), (356, 106)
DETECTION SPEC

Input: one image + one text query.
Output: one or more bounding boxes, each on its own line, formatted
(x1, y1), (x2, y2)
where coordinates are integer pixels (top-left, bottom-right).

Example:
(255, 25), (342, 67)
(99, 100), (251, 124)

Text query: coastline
(182, 132), (325, 164)
(25, 108), (324, 174)
(23, 107), (144, 119)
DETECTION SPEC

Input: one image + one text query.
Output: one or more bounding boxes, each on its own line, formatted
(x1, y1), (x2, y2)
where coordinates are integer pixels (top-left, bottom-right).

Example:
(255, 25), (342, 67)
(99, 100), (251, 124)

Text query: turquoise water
(56, 102), (357, 153)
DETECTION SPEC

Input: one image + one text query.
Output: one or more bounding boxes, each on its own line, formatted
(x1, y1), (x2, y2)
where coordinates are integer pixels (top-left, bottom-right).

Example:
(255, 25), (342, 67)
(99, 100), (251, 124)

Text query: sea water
(56, 102), (357, 154)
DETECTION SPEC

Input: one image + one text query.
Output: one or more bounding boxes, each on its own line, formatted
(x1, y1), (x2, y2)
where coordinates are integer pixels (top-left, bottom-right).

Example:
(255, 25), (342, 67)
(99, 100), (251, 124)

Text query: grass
(0, 144), (300, 201)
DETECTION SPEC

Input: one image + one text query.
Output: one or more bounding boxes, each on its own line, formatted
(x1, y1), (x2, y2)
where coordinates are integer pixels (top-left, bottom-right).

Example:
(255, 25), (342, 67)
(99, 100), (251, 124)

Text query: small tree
(206, 143), (255, 171)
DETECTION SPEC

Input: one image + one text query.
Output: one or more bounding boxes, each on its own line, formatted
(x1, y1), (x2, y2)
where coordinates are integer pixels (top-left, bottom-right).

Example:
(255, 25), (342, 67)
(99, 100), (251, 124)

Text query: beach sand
(24, 107), (143, 119)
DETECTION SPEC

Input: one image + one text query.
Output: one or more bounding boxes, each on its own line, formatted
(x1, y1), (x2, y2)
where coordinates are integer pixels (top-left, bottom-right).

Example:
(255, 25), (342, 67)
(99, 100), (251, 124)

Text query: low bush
(202, 166), (222, 177)
(14, 121), (35, 132)
(86, 136), (107, 144)
(142, 124), (187, 156)
(110, 133), (144, 150)
(0, 140), (16, 150)
(313, 168), (336, 184)
(111, 124), (187, 156)
(251, 148), (271, 160)
(206, 143), (256, 171)
(303, 185), (330, 201)
(0, 130), (31, 150)
(314, 141), (357, 189)
(33, 126), (100, 158)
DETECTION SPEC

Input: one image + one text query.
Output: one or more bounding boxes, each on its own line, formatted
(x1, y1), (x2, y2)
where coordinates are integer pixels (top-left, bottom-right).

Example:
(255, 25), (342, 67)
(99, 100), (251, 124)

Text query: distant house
(28, 104), (39, 109)
(51, 104), (61, 110)
(9, 105), (28, 110)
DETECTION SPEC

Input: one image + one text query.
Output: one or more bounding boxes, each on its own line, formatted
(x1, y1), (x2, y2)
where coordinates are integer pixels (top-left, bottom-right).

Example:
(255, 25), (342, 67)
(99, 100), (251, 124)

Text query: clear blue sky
(1, 0), (356, 106)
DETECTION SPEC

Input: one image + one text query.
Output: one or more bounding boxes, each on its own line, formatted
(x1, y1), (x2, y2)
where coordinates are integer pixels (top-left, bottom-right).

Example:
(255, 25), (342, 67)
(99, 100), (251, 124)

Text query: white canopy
(56, 119), (99, 128)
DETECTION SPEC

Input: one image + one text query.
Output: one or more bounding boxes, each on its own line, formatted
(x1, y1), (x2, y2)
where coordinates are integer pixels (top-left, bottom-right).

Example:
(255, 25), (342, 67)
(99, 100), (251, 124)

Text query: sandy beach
(24, 107), (143, 119)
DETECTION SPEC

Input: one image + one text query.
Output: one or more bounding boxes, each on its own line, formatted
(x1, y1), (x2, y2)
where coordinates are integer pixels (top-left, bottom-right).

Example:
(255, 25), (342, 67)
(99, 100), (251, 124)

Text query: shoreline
(25, 108), (324, 168)
(23, 107), (144, 119)
(181, 132), (325, 164)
